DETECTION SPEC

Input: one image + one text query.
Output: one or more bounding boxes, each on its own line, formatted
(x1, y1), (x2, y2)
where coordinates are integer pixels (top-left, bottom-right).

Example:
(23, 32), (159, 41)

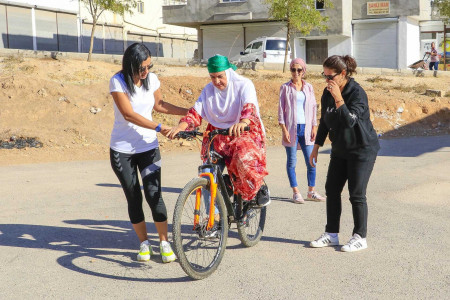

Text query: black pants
(325, 156), (376, 238)
(110, 148), (167, 224)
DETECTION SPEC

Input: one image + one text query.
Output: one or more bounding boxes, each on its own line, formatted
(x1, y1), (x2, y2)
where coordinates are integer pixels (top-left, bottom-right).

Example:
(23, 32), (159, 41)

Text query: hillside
(0, 55), (448, 165)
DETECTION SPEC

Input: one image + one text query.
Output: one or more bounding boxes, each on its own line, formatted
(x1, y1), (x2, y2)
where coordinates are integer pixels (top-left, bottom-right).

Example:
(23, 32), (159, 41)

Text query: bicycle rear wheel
(172, 177), (228, 280)
(237, 184), (267, 247)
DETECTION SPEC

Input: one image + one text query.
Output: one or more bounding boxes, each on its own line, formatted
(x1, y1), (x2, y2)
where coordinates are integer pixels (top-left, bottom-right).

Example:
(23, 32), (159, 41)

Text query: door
(353, 21), (398, 68)
(306, 39), (328, 65)
(251, 40), (263, 62)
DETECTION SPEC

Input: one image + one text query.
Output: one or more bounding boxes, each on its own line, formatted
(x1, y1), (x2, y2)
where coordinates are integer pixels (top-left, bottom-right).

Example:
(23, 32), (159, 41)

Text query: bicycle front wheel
(172, 177), (228, 280)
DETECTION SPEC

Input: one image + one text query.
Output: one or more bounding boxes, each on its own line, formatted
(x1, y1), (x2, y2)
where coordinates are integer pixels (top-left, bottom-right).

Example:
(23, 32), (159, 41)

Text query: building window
(315, 0), (324, 10)
(137, 1), (144, 13)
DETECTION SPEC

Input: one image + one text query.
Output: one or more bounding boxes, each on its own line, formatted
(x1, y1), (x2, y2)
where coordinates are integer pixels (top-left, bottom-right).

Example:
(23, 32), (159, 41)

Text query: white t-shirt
(109, 72), (160, 154)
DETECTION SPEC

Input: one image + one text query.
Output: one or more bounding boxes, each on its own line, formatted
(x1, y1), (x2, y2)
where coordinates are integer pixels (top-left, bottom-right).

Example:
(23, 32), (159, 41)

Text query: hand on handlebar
(167, 122), (189, 139)
(160, 125), (172, 137)
(229, 121), (249, 137)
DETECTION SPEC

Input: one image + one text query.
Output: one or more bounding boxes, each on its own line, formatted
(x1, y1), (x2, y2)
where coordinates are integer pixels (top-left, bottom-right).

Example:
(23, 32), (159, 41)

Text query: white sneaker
(310, 232), (339, 248)
(137, 240), (153, 261)
(160, 241), (177, 263)
(341, 234), (367, 252)
(292, 192), (304, 204)
(306, 191), (326, 202)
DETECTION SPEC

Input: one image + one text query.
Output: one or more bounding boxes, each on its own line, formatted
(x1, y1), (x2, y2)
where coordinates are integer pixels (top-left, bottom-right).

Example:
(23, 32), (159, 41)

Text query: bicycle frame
(178, 127), (249, 231)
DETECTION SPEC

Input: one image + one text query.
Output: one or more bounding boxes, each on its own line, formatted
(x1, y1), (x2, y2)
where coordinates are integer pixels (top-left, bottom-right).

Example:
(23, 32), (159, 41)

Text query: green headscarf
(207, 55), (237, 73)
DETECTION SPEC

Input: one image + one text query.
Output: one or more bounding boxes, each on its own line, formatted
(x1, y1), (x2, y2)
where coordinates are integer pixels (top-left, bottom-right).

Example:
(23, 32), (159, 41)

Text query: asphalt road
(0, 135), (449, 299)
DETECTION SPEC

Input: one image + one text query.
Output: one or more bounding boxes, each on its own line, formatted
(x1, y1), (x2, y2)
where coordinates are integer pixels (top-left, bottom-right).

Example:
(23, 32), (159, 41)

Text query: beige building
(163, 0), (448, 69)
(0, 0), (198, 59)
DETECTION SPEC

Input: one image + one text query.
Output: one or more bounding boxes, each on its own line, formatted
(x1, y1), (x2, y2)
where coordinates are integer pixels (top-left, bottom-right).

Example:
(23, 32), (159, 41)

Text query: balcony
(162, 0), (269, 28)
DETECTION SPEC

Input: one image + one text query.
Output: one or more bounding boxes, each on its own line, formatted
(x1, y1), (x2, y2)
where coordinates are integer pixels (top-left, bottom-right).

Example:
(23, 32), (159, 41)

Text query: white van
(236, 36), (291, 64)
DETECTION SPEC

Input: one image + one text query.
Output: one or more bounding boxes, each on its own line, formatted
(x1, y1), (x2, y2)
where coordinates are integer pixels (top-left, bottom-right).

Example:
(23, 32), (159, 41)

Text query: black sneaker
(204, 223), (221, 239)
(256, 184), (271, 207)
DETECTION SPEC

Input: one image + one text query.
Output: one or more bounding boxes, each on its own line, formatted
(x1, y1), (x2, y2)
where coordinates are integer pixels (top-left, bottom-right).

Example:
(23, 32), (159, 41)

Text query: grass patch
(1, 55), (25, 71)
(262, 73), (284, 81)
(305, 73), (323, 80)
(366, 76), (392, 83)
(392, 83), (430, 94)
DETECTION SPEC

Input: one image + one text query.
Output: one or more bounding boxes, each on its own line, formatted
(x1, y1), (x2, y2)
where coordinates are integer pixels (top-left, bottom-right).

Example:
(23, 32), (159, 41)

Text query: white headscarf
(193, 68), (263, 130)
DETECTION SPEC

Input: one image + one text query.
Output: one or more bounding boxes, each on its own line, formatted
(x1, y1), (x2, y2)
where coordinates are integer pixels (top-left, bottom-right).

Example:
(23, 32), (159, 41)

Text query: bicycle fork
(193, 169), (217, 231)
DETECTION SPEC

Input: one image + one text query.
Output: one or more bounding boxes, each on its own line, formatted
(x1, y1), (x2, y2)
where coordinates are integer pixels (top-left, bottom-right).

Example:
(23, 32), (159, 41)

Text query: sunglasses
(139, 63), (153, 73)
(321, 72), (339, 80)
(290, 68), (303, 73)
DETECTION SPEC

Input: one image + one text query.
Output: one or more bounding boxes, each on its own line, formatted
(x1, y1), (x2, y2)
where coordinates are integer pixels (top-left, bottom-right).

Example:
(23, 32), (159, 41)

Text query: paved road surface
(0, 135), (449, 299)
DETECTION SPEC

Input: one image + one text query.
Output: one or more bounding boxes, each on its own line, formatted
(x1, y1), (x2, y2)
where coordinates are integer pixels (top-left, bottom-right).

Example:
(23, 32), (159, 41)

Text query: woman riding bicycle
(168, 55), (269, 205)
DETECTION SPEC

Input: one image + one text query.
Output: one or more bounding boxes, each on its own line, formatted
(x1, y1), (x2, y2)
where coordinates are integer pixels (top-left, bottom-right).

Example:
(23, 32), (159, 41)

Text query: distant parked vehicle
(234, 37), (291, 64)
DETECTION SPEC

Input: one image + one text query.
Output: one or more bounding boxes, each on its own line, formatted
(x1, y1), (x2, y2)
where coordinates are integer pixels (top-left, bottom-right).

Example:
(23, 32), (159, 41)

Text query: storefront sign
(367, 1), (390, 15)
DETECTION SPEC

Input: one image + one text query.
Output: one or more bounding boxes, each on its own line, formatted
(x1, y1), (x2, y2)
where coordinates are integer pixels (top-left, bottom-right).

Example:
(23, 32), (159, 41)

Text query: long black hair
(323, 55), (357, 78)
(120, 43), (152, 95)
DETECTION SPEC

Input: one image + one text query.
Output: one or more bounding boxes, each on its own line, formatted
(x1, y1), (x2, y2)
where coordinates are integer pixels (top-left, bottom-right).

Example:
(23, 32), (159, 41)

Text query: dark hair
(120, 43), (152, 95)
(323, 55), (357, 78)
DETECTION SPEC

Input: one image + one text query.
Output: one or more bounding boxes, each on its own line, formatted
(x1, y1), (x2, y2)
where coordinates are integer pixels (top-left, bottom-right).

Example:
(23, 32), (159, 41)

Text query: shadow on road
(0, 218), (310, 280)
(0, 220), (190, 282)
(96, 183), (182, 194)
(319, 135), (450, 158)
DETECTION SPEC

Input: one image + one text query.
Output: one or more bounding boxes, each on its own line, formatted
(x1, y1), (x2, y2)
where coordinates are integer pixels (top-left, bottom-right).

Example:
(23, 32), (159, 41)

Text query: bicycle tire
(172, 177), (228, 280)
(237, 184), (267, 247)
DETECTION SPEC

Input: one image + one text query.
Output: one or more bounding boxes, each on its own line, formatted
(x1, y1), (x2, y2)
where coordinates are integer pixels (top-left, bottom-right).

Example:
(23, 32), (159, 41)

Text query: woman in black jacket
(309, 55), (380, 252)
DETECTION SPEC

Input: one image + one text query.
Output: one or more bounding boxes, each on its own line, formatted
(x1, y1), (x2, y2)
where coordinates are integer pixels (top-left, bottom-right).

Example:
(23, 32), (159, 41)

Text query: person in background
(426, 42), (439, 77)
(278, 58), (325, 204)
(309, 55), (380, 252)
(109, 43), (188, 263)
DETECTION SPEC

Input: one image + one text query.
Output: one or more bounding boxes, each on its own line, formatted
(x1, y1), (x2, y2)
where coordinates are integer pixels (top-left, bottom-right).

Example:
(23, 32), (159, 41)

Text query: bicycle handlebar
(175, 126), (250, 139)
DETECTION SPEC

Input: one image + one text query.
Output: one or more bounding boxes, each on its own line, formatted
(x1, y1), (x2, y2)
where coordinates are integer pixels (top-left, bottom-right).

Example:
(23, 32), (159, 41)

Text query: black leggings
(110, 148), (167, 224)
(324, 156), (376, 238)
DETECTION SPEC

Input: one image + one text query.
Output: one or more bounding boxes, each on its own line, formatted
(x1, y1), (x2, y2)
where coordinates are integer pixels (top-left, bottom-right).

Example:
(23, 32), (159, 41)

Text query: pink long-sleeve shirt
(278, 80), (317, 148)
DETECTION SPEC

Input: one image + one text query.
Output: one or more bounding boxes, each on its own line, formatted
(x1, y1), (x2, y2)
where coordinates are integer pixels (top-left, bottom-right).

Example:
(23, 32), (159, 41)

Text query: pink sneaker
(307, 191), (326, 202)
(292, 192), (304, 204)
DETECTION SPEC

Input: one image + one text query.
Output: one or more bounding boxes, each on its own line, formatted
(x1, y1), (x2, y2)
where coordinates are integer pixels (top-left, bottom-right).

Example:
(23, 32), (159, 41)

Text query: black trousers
(110, 148), (167, 224)
(324, 155), (376, 238)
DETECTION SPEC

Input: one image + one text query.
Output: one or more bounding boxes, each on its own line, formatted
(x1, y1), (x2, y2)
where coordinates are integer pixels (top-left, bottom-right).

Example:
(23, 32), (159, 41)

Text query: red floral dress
(180, 103), (268, 200)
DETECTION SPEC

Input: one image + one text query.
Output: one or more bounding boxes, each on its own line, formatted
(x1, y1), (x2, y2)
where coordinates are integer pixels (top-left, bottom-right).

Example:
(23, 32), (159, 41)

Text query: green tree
(81, 0), (137, 61)
(434, 0), (450, 22)
(264, 0), (333, 72)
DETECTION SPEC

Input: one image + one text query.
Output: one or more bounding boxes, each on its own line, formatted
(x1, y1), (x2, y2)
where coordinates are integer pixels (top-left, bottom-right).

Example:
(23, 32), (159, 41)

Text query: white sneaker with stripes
(341, 234), (367, 252)
(310, 232), (339, 248)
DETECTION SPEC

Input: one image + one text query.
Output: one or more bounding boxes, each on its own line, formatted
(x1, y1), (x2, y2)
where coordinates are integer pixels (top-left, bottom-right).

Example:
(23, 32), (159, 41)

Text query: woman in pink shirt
(278, 58), (325, 203)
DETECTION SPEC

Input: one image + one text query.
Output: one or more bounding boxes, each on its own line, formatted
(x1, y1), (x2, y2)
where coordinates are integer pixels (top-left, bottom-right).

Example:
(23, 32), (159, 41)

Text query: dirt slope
(0, 55), (449, 165)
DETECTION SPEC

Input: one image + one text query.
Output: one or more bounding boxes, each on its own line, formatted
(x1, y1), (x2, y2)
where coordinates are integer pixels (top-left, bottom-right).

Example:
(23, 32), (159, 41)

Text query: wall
(405, 17), (421, 68)
(328, 36), (352, 56)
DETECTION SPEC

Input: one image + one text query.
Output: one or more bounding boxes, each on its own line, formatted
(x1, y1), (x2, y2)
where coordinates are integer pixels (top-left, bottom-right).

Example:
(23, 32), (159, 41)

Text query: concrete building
(162, 0), (447, 69)
(0, 0), (198, 59)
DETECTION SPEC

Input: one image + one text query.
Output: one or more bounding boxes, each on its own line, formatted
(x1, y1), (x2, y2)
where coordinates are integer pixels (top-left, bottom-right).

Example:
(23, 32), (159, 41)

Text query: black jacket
(315, 78), (380, 161)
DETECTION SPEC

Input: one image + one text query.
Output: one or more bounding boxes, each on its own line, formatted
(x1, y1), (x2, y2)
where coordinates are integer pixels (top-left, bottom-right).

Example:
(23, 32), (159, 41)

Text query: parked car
(234, 36), (291, 64)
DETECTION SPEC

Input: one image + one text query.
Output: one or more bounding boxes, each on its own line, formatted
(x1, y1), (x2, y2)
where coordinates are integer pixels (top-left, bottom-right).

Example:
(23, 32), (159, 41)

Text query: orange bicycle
(172, 127), (268, 280)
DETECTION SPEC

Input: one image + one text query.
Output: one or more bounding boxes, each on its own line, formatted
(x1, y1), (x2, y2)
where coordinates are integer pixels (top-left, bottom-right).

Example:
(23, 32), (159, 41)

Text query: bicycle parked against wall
(172, 127), (268, 280)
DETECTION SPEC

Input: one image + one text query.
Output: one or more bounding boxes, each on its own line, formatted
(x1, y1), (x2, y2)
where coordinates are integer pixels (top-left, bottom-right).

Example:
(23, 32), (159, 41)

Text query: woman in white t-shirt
(109, 43), (188, 263)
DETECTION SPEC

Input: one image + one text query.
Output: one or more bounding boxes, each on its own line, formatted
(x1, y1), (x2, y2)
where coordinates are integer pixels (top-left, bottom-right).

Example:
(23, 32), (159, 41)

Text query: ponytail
(323, 55), (357, 78)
